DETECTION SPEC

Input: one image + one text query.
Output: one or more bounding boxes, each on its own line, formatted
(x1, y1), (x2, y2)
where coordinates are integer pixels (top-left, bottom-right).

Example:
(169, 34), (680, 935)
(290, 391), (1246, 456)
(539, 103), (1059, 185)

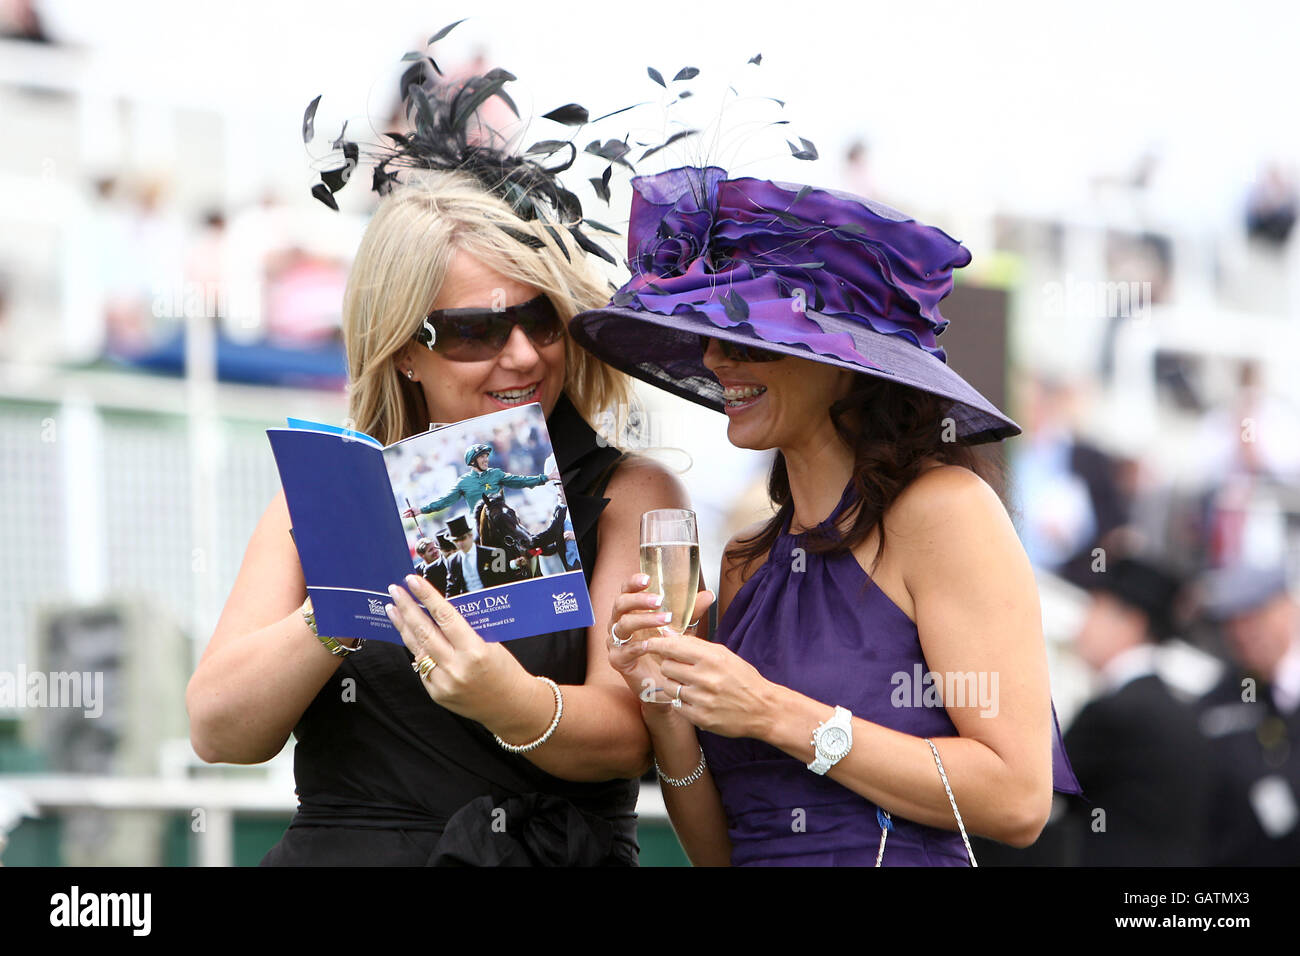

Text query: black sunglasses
(415, 294), (564, 362)
(698, 334), (783, 363)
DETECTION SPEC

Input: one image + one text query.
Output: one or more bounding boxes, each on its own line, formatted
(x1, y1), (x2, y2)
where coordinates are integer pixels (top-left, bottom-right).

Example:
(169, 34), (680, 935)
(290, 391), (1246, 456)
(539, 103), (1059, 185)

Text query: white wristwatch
(808, 705), (854, 775)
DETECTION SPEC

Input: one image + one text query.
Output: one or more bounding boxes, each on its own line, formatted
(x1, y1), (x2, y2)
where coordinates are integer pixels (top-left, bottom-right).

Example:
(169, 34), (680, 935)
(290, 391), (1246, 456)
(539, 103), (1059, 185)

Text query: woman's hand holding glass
(607, 572), (714, 715)
(630, 632), (778, 740)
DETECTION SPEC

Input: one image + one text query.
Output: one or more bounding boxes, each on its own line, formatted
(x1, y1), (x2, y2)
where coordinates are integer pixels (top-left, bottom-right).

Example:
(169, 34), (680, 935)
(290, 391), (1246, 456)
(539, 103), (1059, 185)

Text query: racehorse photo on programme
(393, 402), (579, 597)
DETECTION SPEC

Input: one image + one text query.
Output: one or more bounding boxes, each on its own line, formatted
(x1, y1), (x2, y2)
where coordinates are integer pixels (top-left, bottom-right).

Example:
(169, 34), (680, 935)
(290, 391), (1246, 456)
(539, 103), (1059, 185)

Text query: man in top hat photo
(414, 537), (448, 596)
(402, 442), (559, 520)
(1197, 563), (1300, 865)
(435, 531), (458, 565)
(443, 514), (517, 597)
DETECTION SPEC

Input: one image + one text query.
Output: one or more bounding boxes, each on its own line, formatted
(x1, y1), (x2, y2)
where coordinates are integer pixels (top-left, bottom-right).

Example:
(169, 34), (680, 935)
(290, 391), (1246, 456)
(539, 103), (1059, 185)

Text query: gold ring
(413, 656), (437, 678)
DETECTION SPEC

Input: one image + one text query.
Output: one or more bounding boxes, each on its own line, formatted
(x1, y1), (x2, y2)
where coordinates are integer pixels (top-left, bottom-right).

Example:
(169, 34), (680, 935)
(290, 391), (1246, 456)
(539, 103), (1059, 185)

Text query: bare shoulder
(600, 452), (690, 516)
(889, 463), (1029, 593)
(891, 464), (1008, 539)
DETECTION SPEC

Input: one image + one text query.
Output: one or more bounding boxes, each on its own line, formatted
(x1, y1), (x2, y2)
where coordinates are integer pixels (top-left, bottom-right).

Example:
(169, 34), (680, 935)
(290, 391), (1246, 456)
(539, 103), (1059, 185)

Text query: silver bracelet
(655, 747), (707, 788)
(493, 676), (563, 754)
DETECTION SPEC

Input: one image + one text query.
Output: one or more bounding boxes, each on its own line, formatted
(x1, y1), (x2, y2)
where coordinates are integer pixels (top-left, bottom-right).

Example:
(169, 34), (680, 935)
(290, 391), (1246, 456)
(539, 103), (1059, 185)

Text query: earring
(405, 370), (414, 380)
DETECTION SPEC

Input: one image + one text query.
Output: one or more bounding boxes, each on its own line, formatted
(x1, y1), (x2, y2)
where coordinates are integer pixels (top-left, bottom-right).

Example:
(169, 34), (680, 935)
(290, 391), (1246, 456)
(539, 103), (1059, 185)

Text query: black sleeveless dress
(260, 393), (639, 866)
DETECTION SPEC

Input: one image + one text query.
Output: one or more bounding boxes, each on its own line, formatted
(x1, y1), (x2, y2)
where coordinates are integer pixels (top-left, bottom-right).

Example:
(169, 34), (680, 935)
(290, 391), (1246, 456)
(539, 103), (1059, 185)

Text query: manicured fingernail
(384, 603), (395, 617)
(388, 584), (400, 597)
(658, 612), (672, 623)
(650, 593), (663, 608)
(635, 573), (649, 587)
(406, 574), (421, 587)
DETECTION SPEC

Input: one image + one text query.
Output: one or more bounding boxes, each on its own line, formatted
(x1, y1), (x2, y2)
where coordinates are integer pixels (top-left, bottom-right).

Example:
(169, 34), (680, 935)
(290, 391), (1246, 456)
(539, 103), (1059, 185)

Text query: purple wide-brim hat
(569, 166), (1020, 445)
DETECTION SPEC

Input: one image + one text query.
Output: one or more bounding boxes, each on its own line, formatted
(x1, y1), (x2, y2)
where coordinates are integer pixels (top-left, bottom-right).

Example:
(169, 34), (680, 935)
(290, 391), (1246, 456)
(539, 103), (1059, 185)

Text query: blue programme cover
(267, 403), (595, 643)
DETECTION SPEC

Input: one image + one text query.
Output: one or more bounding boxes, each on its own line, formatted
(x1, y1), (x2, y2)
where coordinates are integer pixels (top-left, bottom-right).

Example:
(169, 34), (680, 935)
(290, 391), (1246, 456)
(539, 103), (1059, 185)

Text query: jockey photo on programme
(390, 404), (580, 594)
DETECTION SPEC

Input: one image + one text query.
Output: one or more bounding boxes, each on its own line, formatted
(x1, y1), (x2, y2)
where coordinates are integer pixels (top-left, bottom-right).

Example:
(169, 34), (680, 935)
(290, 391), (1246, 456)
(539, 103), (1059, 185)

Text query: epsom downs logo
(368, 598), (386, 615)
(552, 591), (579, 614)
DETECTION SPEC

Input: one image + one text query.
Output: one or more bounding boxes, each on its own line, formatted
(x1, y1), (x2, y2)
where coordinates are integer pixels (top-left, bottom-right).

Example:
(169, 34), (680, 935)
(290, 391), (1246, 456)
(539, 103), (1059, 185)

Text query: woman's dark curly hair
(726, 374), (1013, 577)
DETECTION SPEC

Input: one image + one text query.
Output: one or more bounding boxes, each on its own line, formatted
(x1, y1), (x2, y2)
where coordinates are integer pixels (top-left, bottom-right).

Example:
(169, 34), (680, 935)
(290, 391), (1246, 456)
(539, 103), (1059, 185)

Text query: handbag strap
(874, 738), (979, 867)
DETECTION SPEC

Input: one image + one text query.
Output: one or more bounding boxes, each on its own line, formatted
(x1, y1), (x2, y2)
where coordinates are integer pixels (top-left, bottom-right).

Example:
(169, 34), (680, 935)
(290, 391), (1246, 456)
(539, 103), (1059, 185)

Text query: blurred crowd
(80, 179), (350, 359)
(981, 360), (1300, 864)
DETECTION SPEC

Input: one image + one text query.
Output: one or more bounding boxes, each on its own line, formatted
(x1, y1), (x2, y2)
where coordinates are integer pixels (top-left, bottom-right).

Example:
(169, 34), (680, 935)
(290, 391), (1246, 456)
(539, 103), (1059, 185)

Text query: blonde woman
(186, 164), (693, 865)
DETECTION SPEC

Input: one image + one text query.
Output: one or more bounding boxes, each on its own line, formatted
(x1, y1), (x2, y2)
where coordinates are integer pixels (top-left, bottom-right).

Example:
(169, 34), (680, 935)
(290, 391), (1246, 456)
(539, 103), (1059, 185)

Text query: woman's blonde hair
(342, 168), (635, 447)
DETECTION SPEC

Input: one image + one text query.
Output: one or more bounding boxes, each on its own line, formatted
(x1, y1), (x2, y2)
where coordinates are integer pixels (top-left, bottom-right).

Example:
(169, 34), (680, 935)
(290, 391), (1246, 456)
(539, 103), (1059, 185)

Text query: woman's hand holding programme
(385, 573), (539, 731)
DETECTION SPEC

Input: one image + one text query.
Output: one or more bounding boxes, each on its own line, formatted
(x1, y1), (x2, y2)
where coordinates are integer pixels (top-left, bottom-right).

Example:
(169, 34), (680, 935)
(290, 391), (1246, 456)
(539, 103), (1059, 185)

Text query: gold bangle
(493, 676), (563, 753)
(300, 597), (363, 657)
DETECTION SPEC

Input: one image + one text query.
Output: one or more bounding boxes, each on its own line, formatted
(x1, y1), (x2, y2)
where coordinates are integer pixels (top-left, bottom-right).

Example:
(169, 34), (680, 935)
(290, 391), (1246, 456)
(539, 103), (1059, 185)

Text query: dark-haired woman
(573, 166), (1081, 866)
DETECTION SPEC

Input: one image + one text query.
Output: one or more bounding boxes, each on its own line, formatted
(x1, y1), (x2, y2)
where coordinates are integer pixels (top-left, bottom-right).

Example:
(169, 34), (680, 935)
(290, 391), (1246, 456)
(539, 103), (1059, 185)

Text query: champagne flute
(639, 509), (700, 635)
(638, 509), (700, 705)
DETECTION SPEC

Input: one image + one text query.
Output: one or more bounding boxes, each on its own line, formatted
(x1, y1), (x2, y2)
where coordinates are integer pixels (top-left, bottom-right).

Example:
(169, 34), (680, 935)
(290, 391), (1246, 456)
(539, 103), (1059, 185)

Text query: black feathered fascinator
(300, 19), (636, 264)
(301, 21), (821, 269)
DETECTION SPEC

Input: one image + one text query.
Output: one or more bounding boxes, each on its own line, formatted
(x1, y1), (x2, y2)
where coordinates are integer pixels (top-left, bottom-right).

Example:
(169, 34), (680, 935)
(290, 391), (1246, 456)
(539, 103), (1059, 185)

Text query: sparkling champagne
(639, 541), (700, 633)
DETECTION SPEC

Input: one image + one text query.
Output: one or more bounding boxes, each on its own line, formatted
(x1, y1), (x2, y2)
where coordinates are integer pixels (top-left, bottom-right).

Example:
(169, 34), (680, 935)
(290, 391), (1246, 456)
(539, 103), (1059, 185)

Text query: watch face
(819, 727), (850, 759)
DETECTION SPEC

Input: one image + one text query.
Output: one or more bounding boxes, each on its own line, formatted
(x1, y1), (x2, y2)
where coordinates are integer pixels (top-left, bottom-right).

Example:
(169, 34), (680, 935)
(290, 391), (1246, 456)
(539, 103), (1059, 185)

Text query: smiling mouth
(723, 384), (767, 409)
(487, 383), (540, 405)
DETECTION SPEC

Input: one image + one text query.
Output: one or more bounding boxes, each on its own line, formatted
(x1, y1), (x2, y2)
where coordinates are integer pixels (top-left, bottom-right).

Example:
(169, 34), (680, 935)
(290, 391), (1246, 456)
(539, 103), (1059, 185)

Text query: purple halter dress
(697, 481), (1082, 866)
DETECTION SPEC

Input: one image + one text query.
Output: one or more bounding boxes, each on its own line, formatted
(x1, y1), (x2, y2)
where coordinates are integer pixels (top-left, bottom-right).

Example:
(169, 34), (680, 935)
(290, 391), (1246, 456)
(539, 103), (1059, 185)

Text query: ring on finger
(412, 656), (437, 678)
(610, 621), (631, 647)
(671, 683), (684, 709)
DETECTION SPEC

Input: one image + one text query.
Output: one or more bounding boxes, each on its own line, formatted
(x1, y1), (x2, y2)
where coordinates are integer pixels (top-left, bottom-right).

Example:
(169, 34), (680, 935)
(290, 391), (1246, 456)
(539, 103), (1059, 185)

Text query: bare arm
(743, 468), (1054, 847)
(186, 488), (350, 764)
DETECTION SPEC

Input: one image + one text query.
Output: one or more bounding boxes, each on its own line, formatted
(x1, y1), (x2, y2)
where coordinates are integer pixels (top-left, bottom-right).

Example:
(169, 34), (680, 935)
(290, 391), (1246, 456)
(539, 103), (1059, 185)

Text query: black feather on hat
(301, 19), (621, 265)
